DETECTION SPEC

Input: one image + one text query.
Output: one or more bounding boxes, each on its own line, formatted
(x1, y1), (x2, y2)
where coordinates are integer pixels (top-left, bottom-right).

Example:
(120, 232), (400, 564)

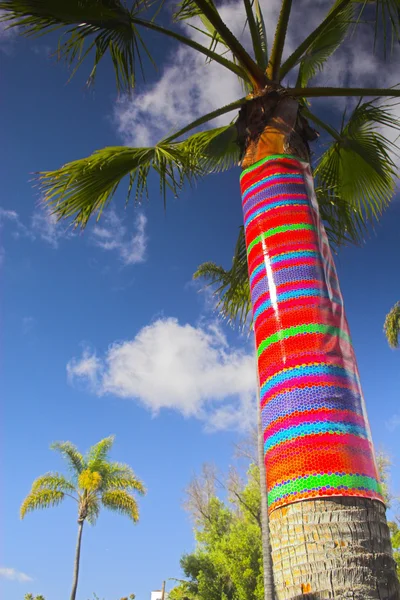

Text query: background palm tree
(385, 302), (400, 349)
(21, 436), (145, 600)
(3, 0), (400, 596)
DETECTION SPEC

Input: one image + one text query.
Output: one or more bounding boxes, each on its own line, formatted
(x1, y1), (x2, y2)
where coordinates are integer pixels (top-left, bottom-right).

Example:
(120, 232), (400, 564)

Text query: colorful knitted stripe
(240, 155), (383, 514)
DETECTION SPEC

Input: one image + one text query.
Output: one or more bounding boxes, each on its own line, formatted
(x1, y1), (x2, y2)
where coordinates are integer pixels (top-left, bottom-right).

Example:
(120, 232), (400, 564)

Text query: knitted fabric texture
(240, 154), (383, 513)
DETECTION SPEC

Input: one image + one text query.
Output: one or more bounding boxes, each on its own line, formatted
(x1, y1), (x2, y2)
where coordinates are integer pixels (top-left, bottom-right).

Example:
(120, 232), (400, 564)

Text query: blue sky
(1, 3), (400, 600)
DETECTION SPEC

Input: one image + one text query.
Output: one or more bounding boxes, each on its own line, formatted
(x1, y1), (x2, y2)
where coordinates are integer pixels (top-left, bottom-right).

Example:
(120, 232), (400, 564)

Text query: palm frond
(242, 0), (267, 70)
(39, 124), (239, 229)
(173, 0), (267, 88)
(50, 441), (85, 474)
(354, 0), (400, 58)
(101, 490), (140, 522)
(384, 301), (400, 348)
(31, 472), (76, 494)
(173, 0), (225, 55)
(102, 462), (146, 494)
(295, 0), (354, 87)
(314, 100), (399, 223)
(0, 0), (152, 91)
(194, 226), (251, 329)
(86, 435), (115, 470)
(86, 497), (101, 525)
(20, 489), (65, 519)
(315, 185), (369, 246)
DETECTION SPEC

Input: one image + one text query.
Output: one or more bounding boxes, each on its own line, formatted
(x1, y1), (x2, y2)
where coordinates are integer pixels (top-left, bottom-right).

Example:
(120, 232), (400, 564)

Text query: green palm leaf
(39, 124), (239, 229)
(102, 490), (140, 521)
(51, 441), (85, 474)
(354, 0), (400, 57)
(102, 462), (146, 493)
(31, 472), (76, 494)
(0, 0), (150, 91)
(20, 489), (65, 518)
(314, 100), (400, 222)
(86, 435), (115, 470)
(384, 301), (400, 348)
(86, 497), (101, 525)
(295, 1), (354, 87)
(194, 226), (251, 328)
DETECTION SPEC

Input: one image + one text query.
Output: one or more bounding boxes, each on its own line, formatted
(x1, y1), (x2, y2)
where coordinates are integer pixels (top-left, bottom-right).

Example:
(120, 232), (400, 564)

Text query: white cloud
(31, 205), (72, 248)
(67, 318), (256, 431)
(91, 209), (147, 266)
(0, 567), (32, 583)
(67, 348), (103, 390)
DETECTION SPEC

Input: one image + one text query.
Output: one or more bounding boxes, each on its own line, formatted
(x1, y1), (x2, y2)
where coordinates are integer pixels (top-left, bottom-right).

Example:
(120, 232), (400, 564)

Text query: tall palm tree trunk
(258, 398), (275, 599)
(70, 519), (84, 600)
(241, 131), (399, 597)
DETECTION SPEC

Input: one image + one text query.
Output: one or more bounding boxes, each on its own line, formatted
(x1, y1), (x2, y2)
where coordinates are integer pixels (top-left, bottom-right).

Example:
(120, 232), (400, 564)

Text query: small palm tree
(384, 302), (400, 349)
(21, 436), (145, 600)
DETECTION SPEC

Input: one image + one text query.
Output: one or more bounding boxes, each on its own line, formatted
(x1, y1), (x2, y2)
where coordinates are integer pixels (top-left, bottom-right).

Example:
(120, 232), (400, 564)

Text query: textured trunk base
(269, 497), (400, 599)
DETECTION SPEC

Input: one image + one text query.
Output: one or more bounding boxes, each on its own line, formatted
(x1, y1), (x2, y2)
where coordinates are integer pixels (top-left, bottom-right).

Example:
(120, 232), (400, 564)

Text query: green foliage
(0, 0), (150, 91)
(376, 450), (400, 576)
(314, 100), (400, 223)
(1, 0), (399, 239)
(24, 595), (45, 600)
(384, 301), (400, 348)
(295, 1), (354, 87)
(39, 125), (239, 228)
(169, 463), (264, 600)
(389, 522), (400, 577)
(21, 435), (145, 523)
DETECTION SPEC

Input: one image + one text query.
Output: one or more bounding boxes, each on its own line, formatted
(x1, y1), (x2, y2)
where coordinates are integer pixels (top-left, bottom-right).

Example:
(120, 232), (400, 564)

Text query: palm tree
(384, 302), (400, 349)
(21, 436), (145, 600)
(3, 0), (400, 596)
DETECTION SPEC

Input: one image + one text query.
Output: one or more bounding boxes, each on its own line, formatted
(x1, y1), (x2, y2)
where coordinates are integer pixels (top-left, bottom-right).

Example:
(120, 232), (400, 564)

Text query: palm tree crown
(21, 436), (145, 523)
(0, 0), (399, 233)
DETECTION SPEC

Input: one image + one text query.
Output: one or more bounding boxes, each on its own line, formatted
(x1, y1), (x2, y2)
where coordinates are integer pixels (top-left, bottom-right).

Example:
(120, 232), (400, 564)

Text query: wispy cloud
(67, 318), (256, 432)
(0, 207), (33, 240)
(31, 205), (73, 249)
(0, 566), (33, 583)
(91, 210), (147, 266)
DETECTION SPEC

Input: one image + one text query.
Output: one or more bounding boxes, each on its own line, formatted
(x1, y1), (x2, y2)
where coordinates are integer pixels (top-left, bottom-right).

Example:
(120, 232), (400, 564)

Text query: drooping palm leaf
(20, 489), (66, 518)
(39, 124), (240, 228)
(0, 0), (249, 89)
(101, 462), (146, 493)
(0, 0), (150, 90)
(194, 225), (251, 328)
(384, 301), (400, 348)
(50, 441), (85, 474)
(31, 472), (77, 494)
(354, 0), (400, 57)
(314, 100), (400, 222)
(102, 489), (140, 521)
